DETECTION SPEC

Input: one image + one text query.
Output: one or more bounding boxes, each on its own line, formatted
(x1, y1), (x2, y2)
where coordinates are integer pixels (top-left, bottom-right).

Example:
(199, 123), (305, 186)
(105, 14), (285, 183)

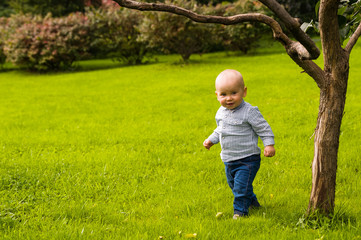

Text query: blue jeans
(224, 154), (261, 215)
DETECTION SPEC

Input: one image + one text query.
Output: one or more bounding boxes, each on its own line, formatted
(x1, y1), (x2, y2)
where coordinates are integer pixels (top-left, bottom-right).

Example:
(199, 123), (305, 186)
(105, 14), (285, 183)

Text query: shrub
(0, 46), (5, 67)
(139, 0), (216, 62)
(139, 0), (270, 60)
(111, 8), (152, 65)
(1, 0), (271, 71)
(0, 15), (38, 68)
(3, 13), (91, 71)
(7, 0), (88, 17)
(208, 0), (271, 54)
(2, 7), (151, 71)
(86, 7), (151, 65)
(0, 17), (7, 67)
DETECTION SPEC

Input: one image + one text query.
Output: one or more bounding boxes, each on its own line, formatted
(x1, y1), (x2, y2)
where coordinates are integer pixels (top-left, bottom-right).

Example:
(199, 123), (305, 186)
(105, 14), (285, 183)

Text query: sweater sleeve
(207, 130), (220, 144)
(207, 117), (221, 144)
(248, 107), (275, 147)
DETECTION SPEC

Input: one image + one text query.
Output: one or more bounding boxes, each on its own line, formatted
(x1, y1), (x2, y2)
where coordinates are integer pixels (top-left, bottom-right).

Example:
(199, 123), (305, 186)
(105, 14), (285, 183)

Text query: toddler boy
(203, 69), (275, 219)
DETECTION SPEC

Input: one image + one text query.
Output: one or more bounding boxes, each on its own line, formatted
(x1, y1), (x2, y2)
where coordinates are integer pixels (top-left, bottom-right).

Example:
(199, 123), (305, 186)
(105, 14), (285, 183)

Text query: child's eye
(221, 93), (226, 96)
(232, 92), (237, 95)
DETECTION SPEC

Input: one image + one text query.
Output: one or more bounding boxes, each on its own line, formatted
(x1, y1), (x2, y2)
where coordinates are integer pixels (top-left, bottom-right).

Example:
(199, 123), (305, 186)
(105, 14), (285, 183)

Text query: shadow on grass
(73, 59), (154, 73)
(0, 45), (288, 75)
(0, 63), (19, 73)
(0, 59), (161, 75)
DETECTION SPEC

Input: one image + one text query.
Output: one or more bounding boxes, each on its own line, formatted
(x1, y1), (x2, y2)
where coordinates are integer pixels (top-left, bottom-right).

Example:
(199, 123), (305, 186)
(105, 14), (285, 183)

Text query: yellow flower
(185, 233), (197, 238)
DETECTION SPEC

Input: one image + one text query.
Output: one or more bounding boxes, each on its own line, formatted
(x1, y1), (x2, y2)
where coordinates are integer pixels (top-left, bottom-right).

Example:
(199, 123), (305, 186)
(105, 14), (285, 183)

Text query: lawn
(0, 44), (361, 239)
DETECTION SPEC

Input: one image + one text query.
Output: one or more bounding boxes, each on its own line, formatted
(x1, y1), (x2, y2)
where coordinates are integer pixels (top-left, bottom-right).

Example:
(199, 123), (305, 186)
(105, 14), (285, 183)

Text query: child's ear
(243, 87), (247, 97)
(215, 91), (218, 96)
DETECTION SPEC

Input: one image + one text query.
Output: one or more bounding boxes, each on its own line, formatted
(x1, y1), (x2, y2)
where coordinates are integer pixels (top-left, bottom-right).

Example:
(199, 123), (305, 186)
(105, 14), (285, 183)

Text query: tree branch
(319, 0), (343, 73)
(289, 56), (326, 89)
(345, 21), (361, 53)
(258, 0), (320, 59)
(112, 0), (315, 60)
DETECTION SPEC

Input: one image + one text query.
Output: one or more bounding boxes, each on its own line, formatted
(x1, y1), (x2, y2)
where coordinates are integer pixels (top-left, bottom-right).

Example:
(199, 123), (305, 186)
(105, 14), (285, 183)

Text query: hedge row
(0, 0), (271, 71)
(0, 8), (147, 71)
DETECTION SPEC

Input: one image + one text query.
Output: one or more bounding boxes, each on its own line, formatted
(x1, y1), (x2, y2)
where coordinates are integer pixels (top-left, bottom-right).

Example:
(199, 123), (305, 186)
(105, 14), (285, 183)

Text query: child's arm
(203, 139), (214, 150)
(248, 107), (275, 157)
(264, 145), (275, 157)
(204, 111), (221, 150)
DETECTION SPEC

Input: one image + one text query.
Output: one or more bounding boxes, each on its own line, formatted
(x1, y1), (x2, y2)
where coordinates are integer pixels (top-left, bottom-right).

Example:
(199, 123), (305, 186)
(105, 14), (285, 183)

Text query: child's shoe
(249, 199), (261, 210)
(233, 211), (248, 220)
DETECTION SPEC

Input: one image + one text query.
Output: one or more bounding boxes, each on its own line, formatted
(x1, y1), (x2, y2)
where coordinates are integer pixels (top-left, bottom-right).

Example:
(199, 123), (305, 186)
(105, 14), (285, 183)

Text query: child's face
(215, 73), (247, 110)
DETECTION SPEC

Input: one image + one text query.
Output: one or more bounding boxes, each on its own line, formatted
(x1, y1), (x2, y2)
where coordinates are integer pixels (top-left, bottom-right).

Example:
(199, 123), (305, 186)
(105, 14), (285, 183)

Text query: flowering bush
(2, 8), (150, 71)
(3, 13), (91, 71)
(0, 18), (7, 67)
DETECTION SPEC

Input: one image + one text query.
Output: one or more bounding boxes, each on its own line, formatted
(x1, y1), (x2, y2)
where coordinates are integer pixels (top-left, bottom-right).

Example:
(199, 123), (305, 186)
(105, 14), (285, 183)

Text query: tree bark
(306, 0), (349, 215)
(308, 62), (349, 215)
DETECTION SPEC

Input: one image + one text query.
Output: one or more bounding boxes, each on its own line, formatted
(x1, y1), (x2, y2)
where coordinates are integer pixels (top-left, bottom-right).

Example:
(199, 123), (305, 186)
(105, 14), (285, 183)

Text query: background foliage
(0, 0), (319, 22)
(0, 7), (152, 71)
(0, 0), (102, 17)
(86, 7), (150, 65)
(8, 0), (86, 17)
(277, 0), (317, 22)
(0, 0), (271, 71)
(210, 0), (271, 54)
(2, 13), (90, 71)
(2, 0), (358, 71)
(139, 0), (216, 61)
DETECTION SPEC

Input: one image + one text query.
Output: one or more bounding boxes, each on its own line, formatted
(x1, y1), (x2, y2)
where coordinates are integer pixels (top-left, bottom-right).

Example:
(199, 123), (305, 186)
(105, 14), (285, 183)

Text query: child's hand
(264, 145), (275, 157)
(203, 139), (214, 150)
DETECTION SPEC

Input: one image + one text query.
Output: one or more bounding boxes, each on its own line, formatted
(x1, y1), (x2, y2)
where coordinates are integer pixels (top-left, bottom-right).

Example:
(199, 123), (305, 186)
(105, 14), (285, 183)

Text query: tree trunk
(306, 0), (350, 215)
(308, 51), (349, 215)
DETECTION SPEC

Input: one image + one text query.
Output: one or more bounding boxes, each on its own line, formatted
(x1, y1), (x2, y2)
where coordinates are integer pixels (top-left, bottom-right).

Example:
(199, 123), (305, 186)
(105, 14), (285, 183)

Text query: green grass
(0, 44), (361, 239)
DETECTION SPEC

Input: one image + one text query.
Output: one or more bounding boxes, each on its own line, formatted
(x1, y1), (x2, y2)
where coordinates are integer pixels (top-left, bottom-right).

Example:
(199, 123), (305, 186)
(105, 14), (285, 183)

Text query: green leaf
(340, 25), (351, 38)
(315, 1), (320, 18)
(338, 5), (348, 15)
(339, 25), (351, 44)
(300, 21), (313, 33)
(338, 15), (348, 28)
